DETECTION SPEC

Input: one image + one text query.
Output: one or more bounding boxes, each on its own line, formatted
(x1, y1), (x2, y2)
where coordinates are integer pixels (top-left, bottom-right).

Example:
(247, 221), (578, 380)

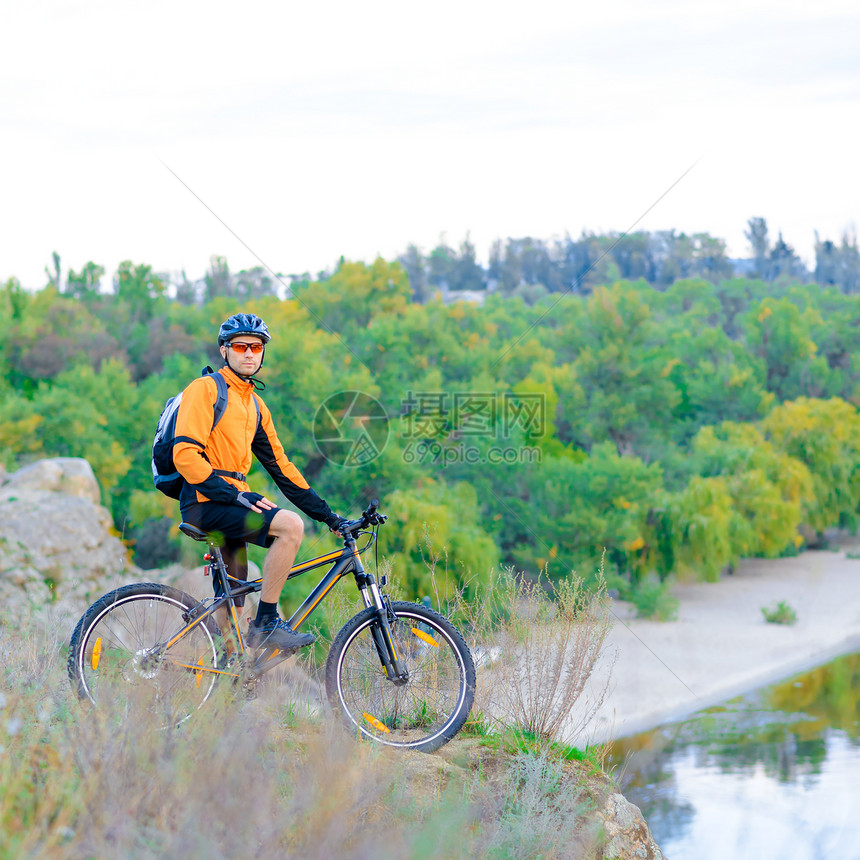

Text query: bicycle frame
(159, 529), (404, 683)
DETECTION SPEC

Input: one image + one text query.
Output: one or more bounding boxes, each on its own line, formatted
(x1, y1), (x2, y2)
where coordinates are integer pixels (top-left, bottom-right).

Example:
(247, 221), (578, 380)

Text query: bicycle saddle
(178, 522), (211, 542)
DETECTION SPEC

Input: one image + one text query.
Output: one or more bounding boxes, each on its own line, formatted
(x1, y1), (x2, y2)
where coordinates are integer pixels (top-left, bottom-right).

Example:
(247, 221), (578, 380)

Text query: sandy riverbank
(576, 546), (860, 744)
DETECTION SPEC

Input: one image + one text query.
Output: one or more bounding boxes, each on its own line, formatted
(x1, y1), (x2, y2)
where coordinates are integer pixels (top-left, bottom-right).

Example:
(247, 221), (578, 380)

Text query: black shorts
(180, 501), (280, 607)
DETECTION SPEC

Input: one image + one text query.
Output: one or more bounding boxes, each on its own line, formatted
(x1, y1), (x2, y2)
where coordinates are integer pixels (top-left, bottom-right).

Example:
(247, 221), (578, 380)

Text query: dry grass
(454, 565), (615, 748)
(1, 602), (612, 860)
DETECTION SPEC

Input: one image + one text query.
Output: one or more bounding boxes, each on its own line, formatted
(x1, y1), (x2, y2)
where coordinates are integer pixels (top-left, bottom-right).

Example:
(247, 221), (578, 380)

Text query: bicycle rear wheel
(326, 601), (475, 753)
(68, 583), (221, 726)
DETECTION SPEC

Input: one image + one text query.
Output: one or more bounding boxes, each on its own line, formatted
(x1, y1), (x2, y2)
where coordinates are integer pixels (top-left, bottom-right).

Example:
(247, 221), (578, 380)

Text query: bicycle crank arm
(165, 660), (241, 679)
(249, 646), (298, 674)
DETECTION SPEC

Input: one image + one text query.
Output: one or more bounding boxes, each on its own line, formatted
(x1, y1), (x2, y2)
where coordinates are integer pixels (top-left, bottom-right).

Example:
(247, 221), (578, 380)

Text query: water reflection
(609, 652), (860, 859)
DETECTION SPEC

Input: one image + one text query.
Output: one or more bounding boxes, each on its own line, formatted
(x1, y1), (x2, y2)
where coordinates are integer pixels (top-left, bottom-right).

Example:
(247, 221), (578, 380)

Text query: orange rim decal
(362, 713), (390, 733)
(91, 637), (102, 670)
(411, 628), (439, 647)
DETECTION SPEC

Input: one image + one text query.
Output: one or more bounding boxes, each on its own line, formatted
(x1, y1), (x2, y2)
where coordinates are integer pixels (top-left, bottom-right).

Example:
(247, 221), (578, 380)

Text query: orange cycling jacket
(173, 366), (336, 524)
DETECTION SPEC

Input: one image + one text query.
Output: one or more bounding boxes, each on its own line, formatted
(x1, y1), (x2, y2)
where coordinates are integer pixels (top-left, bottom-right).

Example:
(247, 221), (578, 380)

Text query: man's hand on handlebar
(326, 514), (350, 536)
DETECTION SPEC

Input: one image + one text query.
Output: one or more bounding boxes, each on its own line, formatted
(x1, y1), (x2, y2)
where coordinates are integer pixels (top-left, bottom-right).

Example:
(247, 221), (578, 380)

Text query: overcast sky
(3, 0), (859, 289)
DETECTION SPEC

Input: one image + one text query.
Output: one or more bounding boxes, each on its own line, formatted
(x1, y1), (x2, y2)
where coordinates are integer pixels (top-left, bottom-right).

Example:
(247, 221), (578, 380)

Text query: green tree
(44, 251), (61, 291)
(397, 244), (428, 303)
(652, 279), (770, 446)
(763, 397), (860, 534)
(0, 361), (134, 497)
(114, 260), (166, 323)
(744, 298), (833, 399)
(66, 261), (105, 301)
(691, 422), (812, 560)
(745, 217), (770, 278)
(204, 255), (234, 301)
(382, 480), (498, 602)
(1, 277), (27, 323)
(7, 290), (121, 383)
(669, 475), (735, 581)
(449, 234), (485, 292)
(568, 284), (679, 457)
(766, 232), (807, 282)
(427, 239), (456, 291)
(175, 270), (199, 306)
(234, 266), (277, 301)
(291, 259), (411, 340)
(522, 443), (663, 586)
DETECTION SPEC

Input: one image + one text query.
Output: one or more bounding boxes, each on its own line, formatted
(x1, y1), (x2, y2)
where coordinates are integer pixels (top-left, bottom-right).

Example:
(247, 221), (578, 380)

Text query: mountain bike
(67, 500), (476, 753)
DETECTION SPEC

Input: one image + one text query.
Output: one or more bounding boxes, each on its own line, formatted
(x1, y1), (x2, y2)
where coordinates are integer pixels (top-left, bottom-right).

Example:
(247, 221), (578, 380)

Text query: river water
(609, 652), (860, 860)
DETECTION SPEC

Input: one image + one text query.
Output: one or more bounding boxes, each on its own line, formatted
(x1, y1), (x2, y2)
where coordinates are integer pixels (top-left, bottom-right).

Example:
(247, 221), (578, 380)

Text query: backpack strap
(213, 468), (248, 481)
(202, 366), (230, 429)
(211, 373), (229, 429)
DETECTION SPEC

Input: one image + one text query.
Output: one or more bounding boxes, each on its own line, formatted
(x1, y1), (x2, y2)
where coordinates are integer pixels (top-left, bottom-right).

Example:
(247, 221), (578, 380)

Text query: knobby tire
(68, 583), (221, 726)
(325, 601), (476, 753)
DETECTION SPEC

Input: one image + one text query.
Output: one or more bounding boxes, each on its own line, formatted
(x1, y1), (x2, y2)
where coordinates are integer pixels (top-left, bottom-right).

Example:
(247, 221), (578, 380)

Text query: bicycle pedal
(241, 679), (258, 701)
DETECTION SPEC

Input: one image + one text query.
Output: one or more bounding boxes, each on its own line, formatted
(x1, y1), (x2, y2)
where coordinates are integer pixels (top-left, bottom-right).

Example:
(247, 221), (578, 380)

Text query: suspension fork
(353, 551), (409, 685)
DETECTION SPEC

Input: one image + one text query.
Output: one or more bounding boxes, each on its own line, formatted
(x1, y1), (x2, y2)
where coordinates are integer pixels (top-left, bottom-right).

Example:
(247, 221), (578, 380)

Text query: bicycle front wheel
(68, 583), (221, 726)
(326, 601), (475, 753)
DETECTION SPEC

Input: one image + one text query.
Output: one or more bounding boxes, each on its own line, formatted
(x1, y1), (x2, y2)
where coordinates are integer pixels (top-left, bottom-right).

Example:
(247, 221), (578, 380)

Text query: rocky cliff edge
(0, 458), (139, 635)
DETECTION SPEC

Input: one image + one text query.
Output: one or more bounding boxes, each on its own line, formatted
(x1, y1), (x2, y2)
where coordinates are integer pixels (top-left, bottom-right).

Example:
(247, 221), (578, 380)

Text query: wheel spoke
(327, 603), (475, 752)
(71, 587), (219, 727)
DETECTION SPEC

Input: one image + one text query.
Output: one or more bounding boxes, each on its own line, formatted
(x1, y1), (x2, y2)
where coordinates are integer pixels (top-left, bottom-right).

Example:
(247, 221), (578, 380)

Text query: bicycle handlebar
(342, 498), (387, 537)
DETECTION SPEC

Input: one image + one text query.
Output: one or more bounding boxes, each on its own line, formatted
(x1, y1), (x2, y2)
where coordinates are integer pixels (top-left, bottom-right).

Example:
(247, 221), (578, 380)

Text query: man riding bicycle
(174, 312), (347, 653)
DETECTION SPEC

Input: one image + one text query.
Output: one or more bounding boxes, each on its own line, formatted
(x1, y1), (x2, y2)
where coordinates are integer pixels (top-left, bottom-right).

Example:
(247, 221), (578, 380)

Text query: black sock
(256, 600), (278, 624)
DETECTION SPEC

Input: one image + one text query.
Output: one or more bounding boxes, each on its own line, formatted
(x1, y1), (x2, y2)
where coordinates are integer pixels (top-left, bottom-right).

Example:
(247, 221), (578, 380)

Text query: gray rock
(5, 458), (101, 504)
(0, 455), (266, 644)
(0, 480), (134, 639)
(600, 793), (665, 859)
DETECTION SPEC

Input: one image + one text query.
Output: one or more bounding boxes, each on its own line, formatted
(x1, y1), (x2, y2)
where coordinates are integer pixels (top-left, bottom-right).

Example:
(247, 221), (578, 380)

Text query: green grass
(470, 726), (609, 778)
(761, 600), (798, 625)
(460, 709), (494, 738)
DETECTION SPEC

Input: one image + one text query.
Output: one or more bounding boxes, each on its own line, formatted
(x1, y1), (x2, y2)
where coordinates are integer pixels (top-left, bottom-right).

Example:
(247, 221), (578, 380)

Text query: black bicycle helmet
(218, 313), (271, 345)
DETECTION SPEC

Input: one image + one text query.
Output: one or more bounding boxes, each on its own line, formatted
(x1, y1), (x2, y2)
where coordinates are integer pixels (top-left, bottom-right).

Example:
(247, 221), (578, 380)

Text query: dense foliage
(3, 244), (860, 605)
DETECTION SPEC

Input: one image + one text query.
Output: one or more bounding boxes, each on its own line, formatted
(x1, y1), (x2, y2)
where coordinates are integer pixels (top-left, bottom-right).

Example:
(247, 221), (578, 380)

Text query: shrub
(460, 565), (614, 746)
(761, 600), (798, 625)
(630, 574), (679, 621)
(133, 516), (180, 569)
